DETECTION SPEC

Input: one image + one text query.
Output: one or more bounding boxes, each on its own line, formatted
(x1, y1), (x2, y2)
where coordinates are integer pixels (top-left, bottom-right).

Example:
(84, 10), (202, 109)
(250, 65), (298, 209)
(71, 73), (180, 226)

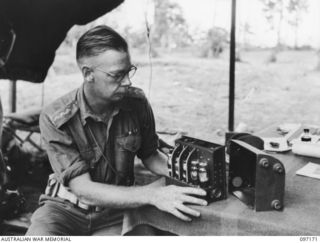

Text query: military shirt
(40, 85), (158, 187)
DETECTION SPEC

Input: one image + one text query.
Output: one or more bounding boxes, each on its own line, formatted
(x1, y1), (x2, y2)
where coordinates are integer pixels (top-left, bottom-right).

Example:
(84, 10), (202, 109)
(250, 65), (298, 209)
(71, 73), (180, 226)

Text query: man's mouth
(113, 86), (129, 99)
(113, 92), (125, 99)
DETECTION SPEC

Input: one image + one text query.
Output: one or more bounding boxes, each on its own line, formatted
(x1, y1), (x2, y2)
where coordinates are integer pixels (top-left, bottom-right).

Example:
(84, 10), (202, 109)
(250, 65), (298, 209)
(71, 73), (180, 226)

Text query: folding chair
(2, 108), (43, 152)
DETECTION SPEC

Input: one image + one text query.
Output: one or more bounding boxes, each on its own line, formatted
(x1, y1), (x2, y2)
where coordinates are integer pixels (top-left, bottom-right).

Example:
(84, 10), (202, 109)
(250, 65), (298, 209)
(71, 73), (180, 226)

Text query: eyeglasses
(93, 65), (137, 83)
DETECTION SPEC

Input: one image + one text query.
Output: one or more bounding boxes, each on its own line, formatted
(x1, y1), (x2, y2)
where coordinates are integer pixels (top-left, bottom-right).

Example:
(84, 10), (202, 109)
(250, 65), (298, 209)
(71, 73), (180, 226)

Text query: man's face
(85, 49), (132, 102)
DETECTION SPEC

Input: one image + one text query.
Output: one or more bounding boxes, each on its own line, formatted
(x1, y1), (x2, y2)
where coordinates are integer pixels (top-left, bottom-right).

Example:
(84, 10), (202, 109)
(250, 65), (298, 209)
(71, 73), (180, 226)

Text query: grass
(0, 47), (319, 145)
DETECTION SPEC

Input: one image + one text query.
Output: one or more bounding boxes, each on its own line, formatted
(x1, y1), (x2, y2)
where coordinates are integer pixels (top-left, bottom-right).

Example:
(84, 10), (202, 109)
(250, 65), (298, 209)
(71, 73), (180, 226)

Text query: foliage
(260, 0), (285, 47)
(260, 0), (285, 62)
(261, 0), (283, 28)
(260, 0), (310, 62)
(199, 27), (228, 58)
(286, 0), (308, 49)
(260, 0), (309, 48)
(286, 0), (308, 16)
(152, 0), (191, 49)
(238, 22), (254, 50)
(123, 26), (147, 49)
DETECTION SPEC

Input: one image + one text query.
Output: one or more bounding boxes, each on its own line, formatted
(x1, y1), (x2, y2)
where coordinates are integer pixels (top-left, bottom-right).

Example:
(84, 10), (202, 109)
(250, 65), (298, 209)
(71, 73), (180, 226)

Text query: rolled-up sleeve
(136, 99), (159, 160)
(40, 112), (90, 186)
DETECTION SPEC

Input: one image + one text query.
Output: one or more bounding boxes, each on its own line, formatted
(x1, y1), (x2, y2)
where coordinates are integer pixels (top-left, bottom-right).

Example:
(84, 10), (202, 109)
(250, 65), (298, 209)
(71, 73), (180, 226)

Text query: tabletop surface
(123, 129), (320, 236)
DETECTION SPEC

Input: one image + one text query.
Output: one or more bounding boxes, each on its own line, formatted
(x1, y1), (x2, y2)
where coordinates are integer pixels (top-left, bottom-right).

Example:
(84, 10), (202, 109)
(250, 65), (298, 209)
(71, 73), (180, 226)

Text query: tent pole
(228, 0), (236, 131)
(9, 79), (17, 113)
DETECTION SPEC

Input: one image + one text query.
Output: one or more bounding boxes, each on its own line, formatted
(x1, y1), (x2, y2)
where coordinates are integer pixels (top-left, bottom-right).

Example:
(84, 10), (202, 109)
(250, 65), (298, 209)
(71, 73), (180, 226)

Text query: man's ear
(82, 66), (94, 82)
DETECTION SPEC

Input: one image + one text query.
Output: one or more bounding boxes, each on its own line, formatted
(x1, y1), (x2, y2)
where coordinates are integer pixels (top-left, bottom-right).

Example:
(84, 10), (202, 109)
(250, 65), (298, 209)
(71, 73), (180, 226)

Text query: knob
(259, 158), (269, 168)
(232, 176), (243, 188)
(271, 199), (282, 210)
(209, 188), (222, 199)
(273, 163), (284, 174)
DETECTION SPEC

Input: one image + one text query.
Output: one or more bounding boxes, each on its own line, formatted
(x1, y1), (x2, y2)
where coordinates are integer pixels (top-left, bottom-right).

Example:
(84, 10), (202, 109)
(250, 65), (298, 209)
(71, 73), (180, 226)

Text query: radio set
(228, 139), (285, 211)
(166, 134), (285, 211)
(166, 136), (227, 203)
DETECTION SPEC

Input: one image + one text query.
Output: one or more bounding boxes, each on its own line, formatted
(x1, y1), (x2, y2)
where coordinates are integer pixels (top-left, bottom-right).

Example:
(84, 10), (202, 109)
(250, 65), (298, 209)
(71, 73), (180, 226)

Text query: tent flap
(0, 0), (124, 83)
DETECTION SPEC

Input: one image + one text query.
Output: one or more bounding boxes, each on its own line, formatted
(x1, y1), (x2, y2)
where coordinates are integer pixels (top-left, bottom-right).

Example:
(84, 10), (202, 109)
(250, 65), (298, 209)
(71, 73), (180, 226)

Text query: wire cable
(144, 0), (153, 100)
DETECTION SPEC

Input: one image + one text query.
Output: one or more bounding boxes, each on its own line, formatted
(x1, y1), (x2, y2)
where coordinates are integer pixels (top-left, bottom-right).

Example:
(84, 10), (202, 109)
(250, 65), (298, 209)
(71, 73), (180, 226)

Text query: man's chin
(111, 93), (125, 101)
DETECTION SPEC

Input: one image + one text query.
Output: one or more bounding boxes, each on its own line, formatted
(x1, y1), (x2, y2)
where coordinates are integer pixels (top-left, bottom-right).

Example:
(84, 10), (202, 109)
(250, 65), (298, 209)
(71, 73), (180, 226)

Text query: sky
(103, 0), (320, 48)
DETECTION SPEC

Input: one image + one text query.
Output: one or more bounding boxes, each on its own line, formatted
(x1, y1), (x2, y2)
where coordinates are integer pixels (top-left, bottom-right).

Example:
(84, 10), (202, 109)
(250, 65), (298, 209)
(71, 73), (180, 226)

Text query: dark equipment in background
(2, 109), (42, 152)
(0, 11), (15, 70)
(0, 183), (26, 221)
(1, 153), (26, 223)
(1, 100), (26, 222)
(228, 138), (285, 211)
(1, 108), (51, 188)
(166, 136), (227, 203)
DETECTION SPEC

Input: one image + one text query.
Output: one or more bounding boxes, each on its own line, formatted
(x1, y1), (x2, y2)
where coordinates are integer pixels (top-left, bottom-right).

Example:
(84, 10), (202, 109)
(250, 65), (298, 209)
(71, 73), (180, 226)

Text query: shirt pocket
(116, 134), (141, 153)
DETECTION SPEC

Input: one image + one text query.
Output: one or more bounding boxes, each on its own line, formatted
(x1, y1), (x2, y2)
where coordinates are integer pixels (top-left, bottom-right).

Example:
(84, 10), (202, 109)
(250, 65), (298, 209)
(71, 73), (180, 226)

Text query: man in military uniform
(26, 25), (207, 235)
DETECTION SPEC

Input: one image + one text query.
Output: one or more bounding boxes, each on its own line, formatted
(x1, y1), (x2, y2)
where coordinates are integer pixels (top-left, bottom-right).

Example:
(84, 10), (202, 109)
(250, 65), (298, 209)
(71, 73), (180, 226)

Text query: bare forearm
(69, 173), (208, 221)
(71, 151), (169, 208)
(142, 150), (169, 176)
(69, 174), (155, 208)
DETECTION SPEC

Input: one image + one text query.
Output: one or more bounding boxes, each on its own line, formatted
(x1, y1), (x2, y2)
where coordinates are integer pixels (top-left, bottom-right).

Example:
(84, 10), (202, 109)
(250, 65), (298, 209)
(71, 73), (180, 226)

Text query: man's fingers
(180, 195), (207, 206)
(178, 186), (207, 196)
(176, 204), (201, 218)
(171, 209), (192, 222)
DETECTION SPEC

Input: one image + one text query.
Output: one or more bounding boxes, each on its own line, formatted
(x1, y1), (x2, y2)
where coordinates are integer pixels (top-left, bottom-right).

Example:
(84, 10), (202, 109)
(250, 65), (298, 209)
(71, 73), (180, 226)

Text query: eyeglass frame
(91, 64), (137, 84)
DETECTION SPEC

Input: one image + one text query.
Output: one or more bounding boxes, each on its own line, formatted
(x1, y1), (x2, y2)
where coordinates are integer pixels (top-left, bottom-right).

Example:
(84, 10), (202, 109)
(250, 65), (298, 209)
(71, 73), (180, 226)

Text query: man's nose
(121, 75), (132, 87)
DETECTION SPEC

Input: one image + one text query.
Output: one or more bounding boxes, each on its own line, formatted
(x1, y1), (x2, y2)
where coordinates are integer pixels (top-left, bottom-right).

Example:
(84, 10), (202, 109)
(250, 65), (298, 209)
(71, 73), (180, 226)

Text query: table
(123, 132), (320, 235)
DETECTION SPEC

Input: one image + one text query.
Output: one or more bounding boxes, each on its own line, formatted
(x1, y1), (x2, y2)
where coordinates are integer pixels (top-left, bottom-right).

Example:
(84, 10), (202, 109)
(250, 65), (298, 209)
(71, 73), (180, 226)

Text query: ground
(0, 48), (319, 145)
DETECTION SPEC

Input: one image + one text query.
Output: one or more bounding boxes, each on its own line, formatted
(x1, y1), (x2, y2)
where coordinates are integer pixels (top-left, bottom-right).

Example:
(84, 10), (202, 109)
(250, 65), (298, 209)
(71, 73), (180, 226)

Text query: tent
(0, 0), (125, 112)
(0, 0), (124, 82)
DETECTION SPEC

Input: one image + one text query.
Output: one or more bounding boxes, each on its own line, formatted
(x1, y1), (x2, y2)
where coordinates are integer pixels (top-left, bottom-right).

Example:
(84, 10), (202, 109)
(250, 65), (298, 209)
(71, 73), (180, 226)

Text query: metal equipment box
(166, 136), (227, 203)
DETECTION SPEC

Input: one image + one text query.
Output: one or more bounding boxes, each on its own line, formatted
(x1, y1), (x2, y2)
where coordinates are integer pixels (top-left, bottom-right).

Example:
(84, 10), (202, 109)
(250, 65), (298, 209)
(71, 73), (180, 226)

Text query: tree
(206, 27), (228, 58)
(123, 26), (146, 49)
(238, 22), (254, 50)
(261, 0), (285, 47)
(236, 22), (254, 61)
(260, 0), (285, 62)
(152, 0), (191, 49)
(286, 0), (308, 49)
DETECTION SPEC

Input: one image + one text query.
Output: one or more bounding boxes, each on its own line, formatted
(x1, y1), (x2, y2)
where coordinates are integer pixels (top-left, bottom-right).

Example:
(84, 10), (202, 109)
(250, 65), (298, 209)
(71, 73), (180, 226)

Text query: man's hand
(149, 185), (208, 222)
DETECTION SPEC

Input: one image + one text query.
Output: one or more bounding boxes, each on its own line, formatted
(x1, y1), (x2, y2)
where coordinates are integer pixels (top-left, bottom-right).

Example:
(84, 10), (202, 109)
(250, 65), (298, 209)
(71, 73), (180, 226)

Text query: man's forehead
(87, 50), (130, 68)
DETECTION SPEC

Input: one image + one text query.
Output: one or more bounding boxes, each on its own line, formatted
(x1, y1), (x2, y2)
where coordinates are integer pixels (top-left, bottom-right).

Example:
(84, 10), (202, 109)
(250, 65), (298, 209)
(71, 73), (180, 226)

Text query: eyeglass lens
(128, 66), (137, 79)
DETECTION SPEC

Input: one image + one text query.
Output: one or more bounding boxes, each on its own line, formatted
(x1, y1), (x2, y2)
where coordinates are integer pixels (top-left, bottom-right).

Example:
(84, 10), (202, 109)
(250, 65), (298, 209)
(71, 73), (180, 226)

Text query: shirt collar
(77, 84), (131, 126)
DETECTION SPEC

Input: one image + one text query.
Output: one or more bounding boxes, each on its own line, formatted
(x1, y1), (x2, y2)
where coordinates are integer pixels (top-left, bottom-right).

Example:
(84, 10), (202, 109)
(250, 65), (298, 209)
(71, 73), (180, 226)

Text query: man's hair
(76, 25), (128, 62)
